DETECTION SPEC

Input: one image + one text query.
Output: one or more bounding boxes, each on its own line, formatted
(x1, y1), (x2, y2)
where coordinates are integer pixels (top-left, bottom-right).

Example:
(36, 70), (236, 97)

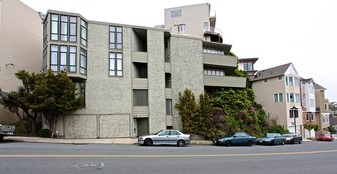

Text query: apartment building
(42, 3), (246, 138)
(0, 0), (42, 123)
(238, 58), (258, 77)
(314, 83), (330, 133)
(301, 78), (317, 138)
(250, 63), (303, 135)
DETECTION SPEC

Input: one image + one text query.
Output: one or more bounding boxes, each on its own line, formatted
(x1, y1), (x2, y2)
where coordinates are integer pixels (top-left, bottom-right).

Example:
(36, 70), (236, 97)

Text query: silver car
(138, 130), (191, 147)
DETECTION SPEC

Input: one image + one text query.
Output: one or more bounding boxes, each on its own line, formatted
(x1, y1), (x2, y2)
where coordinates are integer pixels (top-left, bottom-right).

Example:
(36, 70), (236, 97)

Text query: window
(263, 79), (268, 83)
(165, 73), (171, 88)
(279, 93), (284, 102)
(285, 76), (289, 86)
(43, 47), (48, 72)
(80, 19), (87, 46)
(243, 62), (253, 71)
(69, 46), (77, 72)
(203, 22), (208, 31)
(289, 93), (295, 102)
(133, 90), (148, 106)
(203, 47), (224, 55)
(289, 77), (293, 86)
(51, 14), (59, 40)
(311, 113), (314, 121)
(306, 113), (310, 121)
(178, 24), (186, 34)
(294, 77), (300, 86)
(109, 52), (123, 77)
(166, 99), (172, 115)
(274, 94), (278, 102)
(296, 93), (301, 103)
(109, 26), (123, 49)
(75, 81), (85, 107)
(50, 45), (77, 73)
(171, 10), (181, 18)
(60, 16), (68, 41)
(69, 17), (77, 42)
(80, 48), (87, 75)
(274, 93), (284, 103)
(50, 14), (77, 42)
(50, 45), (59, 71)
(43, 18), (48, 46)
(278, 76), (283, 80)
(204, 69), (225, 76)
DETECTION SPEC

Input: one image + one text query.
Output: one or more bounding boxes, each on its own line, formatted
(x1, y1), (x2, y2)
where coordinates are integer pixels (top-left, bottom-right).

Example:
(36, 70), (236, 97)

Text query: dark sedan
(213, 132), (256, 146)
(282, 133), (302, 144)
(257, 133), (285, 145)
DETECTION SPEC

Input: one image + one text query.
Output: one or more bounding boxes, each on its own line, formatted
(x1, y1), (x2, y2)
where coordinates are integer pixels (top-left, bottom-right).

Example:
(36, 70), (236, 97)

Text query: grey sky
(20, 0), (337, 102)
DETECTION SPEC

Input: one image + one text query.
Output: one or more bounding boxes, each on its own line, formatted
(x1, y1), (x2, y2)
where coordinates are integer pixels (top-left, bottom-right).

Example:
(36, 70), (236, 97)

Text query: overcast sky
(20, 0), (337, 102)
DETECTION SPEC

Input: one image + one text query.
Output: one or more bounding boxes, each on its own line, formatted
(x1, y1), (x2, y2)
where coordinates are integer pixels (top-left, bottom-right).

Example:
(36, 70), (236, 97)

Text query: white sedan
(138, 130), (191, 147)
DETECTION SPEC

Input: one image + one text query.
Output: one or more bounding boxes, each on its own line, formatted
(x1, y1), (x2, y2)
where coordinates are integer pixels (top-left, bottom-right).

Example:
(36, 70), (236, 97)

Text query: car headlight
(219, 139), (224, 142)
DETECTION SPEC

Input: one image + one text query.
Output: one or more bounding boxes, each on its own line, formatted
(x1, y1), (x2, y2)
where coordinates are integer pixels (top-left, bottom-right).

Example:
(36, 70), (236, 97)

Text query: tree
(304, 124), (316, 138)
(0, 69), (83, 137)
(327, 126), (336, 134)
(175, 89), (199, 134)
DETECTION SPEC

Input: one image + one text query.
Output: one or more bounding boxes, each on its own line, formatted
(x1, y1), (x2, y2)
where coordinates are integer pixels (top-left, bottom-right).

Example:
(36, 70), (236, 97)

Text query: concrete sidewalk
(5, 136), (214, 145)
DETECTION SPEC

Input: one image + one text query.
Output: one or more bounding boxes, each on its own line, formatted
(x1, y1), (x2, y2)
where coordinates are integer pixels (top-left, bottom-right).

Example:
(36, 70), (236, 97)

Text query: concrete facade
(40, 3), (245, 139)
(0, 0), (42, 123)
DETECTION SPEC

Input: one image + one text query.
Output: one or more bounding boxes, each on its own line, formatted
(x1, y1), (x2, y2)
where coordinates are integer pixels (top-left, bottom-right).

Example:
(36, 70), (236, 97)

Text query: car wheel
(144, 138), (153, 146)
(270, 140), (274, 145)
(177, 140), (185, 147)
(298, 140), (302, 144)
(247, 140), (253, 146)
(281, 140), (285, 145)
(225, 140), (231, 146)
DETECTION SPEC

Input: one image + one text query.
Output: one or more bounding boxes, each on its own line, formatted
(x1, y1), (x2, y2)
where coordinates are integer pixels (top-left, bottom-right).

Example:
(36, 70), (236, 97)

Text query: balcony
(204, 75), (246, 88)
(203, 53), (237, 67)
(132, 52), (148, 63)
(203, 27), (223, 43)
(132, 78), (148, 89)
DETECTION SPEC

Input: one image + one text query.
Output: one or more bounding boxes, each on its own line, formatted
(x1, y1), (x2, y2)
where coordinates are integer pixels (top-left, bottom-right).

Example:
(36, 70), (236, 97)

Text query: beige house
(0, 0), (42, 123)
(41, 3), (246, 139)
(314, 83), (330, 133)
(250, 63), (303, 135)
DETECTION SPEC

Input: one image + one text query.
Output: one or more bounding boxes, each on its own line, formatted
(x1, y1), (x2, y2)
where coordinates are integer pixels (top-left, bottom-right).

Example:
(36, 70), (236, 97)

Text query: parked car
(138, 130), (190, 147)
(282, 133), (302, 144)
(213, 132), (256, 146)
(257, 133), (285, 145)
(0, 124), (16, 142)
(317, 133), (334, 141)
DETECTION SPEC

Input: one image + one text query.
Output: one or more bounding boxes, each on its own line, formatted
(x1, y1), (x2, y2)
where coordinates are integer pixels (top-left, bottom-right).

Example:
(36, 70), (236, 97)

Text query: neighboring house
(300, 78), (317, 138)
(41, 3), (246, 138)
(0, 0), (42, 123)
(238, 58), (258, 77)
(330, 117), (337, 132)
(314, 83), (330, 133)
(250, 63), (303, 135)
(164, 3), (223, 43)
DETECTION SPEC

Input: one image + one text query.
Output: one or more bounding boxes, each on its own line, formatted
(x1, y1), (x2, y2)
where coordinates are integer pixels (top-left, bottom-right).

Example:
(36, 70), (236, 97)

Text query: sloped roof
(314, 83), (326, 90)
(250, 63), (292, 81)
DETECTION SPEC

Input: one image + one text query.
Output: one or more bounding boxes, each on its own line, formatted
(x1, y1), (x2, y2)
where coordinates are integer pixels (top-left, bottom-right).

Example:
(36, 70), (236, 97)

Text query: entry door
(136, 118), (149, 137)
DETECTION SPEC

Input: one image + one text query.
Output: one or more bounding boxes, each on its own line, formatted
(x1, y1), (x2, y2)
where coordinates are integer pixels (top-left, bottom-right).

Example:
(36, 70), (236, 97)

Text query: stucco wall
(170, 35), (204, 130)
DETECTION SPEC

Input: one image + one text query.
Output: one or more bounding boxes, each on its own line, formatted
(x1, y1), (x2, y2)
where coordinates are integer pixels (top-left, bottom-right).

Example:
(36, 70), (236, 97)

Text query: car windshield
(153, 130), (163, 135)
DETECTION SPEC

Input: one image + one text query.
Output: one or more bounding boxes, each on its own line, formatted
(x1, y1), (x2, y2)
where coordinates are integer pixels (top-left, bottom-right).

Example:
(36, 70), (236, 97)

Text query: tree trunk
(31, 115), (37, 136)
(14, 110), (28, 134)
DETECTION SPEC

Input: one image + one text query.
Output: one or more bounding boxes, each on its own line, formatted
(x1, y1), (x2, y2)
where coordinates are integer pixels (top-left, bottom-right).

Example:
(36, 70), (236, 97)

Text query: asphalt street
(1, 140), (337, 174)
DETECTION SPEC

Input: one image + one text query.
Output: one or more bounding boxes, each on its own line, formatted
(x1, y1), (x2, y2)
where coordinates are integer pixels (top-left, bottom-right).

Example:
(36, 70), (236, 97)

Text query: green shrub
(38, 128), (50, 138)
(269, 124), (289, 134)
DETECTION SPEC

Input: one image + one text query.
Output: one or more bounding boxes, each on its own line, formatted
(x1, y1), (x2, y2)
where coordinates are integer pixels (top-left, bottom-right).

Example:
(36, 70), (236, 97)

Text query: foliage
(268, 124), (289, 134)
(38, 129), (50, 138)
(234, 68), (246, 77)
(0, 69), (83, 137)
(175, 88), (269, 140)
(304, 124), (319, 137)
(327, 126), (336, 134)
